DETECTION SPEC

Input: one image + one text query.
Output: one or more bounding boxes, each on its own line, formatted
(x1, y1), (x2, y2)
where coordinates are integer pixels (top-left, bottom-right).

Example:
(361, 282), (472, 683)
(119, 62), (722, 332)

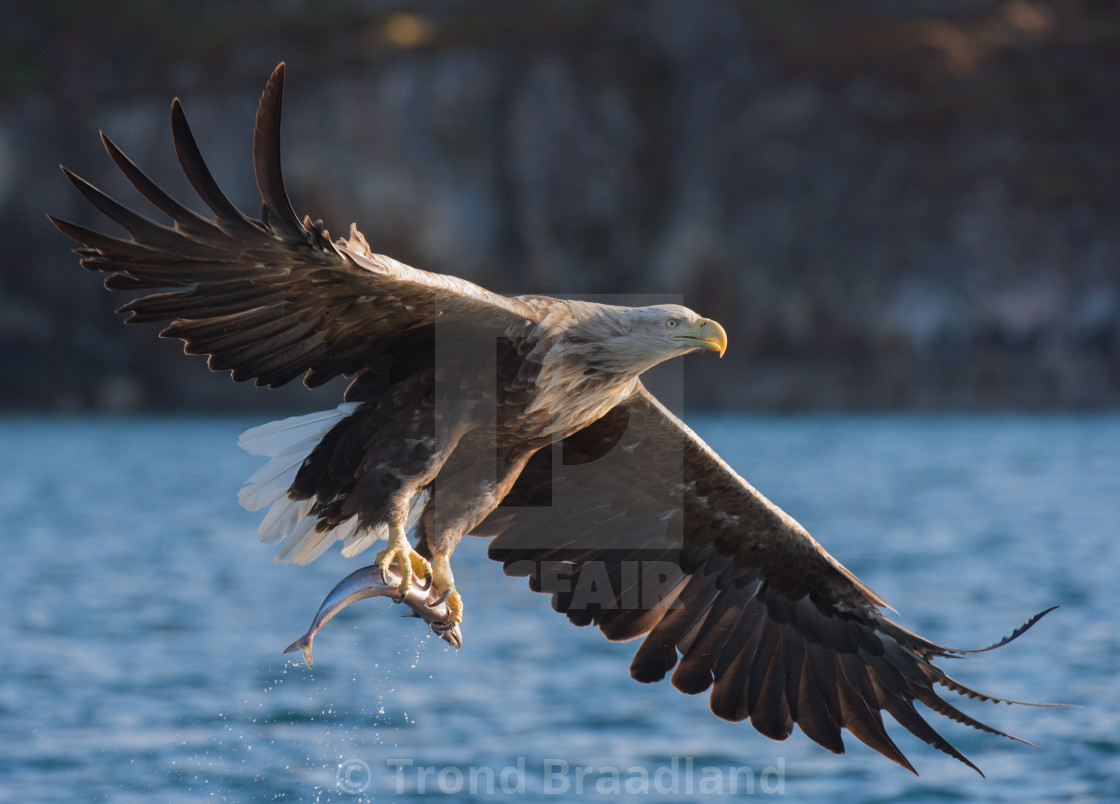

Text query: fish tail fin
(283, 633), (314, 668)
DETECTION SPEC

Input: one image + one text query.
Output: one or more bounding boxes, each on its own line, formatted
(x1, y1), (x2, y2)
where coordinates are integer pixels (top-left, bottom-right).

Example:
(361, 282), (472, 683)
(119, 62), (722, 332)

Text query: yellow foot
(431, 554), (463, 630)
(373, 524), (431, 599)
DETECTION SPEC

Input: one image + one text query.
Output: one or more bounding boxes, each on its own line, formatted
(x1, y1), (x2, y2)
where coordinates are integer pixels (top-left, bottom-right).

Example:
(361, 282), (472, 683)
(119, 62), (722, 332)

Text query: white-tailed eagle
(52, 63), (1057, 776)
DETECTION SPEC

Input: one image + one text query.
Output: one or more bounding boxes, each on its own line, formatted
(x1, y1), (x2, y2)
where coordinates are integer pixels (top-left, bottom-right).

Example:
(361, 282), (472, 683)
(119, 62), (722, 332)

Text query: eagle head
(564, 302), (728, 378)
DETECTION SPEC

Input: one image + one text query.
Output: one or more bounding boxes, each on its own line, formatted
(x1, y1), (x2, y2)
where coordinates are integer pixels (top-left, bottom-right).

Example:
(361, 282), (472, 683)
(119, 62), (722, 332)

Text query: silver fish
(284, 564), (463, 667)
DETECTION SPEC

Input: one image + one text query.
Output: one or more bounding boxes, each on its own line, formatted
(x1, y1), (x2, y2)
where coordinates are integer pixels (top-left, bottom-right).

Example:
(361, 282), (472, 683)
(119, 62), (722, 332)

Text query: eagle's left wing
(479, 385), (1057, 775)
(50, 63), (536, 393)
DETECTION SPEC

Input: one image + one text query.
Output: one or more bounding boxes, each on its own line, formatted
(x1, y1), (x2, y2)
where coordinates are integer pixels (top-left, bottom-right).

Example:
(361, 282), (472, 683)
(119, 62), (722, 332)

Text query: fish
(284, 564), (463, 667)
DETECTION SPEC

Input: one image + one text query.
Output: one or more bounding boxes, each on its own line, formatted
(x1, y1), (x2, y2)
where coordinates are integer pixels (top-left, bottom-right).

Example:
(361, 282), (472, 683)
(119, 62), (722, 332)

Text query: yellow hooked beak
(673, 317), (728, 357)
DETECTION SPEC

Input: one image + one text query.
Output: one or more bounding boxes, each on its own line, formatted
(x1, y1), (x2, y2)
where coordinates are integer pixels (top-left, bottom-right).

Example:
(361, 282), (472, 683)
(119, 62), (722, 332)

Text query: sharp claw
(433, 588), (451, 606)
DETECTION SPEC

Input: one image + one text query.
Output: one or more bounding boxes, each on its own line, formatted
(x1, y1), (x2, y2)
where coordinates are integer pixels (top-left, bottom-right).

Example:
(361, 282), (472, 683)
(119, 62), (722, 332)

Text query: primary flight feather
(52, 62), (1057, 776)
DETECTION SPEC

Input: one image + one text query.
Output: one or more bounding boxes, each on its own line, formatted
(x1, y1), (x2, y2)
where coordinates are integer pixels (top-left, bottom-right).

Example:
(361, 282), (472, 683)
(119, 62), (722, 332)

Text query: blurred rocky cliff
(2, 0), (1118, 411)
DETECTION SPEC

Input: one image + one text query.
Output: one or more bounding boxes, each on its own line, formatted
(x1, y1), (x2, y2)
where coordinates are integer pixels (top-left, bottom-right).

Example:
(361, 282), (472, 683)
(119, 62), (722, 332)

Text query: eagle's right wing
(480, 385), (1059, 775)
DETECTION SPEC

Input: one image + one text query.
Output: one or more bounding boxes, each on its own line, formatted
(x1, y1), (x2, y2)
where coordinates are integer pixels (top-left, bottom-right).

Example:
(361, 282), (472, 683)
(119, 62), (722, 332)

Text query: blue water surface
(0, 414), (1117, 803)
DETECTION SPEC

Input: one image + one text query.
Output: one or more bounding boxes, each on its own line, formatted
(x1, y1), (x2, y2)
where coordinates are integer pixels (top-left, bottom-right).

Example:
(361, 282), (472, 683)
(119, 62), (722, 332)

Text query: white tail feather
(238, 404), (359, 511)
(238, 403), (428, 566)
(292, 525), (340, 566)
(238, 457), (304, 511)
(258, 496), (314, 545)
(273, 514), (320, 563)
(237, 404), (360, 456)
(334, 515), (363, 546)
(405, 487), (429, 533)
(340, 528), (382, 558)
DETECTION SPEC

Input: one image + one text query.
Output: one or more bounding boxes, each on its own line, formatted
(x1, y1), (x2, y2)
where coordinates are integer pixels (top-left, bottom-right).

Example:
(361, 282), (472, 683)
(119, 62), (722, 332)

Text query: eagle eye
(665, 318), (680, 330)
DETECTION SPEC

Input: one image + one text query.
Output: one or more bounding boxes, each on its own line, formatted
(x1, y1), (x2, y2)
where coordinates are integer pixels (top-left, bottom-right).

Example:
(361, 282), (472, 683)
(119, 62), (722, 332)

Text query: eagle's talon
(442, 590), (463, 628)
(430, 555), (464, 629)
(373, 526), (432, 599)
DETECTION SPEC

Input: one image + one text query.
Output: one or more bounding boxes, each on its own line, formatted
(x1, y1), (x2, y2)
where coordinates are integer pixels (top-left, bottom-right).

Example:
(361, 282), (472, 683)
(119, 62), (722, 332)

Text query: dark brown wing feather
(51, 62), (535, 391)
(480, 385), (1058, 775)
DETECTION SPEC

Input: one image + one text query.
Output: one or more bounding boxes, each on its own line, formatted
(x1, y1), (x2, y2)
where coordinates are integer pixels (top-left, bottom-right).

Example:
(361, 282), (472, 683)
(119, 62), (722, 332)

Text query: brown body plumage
(52, 63), (1059, 776)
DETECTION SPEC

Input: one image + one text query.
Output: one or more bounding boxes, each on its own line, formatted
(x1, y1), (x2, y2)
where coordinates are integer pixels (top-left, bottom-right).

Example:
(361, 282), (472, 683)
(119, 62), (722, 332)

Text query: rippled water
(1, 414), (1117, 803)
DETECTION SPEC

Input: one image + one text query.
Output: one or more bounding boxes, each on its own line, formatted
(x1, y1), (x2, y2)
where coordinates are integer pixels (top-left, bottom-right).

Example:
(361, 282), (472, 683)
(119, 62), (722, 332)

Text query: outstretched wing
(50, 62), (534, 390)
(480, 385), (1056, 775)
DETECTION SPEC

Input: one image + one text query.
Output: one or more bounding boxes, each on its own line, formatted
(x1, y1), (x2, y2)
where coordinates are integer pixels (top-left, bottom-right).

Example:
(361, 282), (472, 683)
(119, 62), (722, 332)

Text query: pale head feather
(561, 302), (714, 377)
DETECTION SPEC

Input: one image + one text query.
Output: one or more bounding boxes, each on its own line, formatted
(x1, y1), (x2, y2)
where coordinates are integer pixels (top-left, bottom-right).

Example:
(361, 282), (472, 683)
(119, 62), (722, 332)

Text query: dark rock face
(4, 1), (1118, 411)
